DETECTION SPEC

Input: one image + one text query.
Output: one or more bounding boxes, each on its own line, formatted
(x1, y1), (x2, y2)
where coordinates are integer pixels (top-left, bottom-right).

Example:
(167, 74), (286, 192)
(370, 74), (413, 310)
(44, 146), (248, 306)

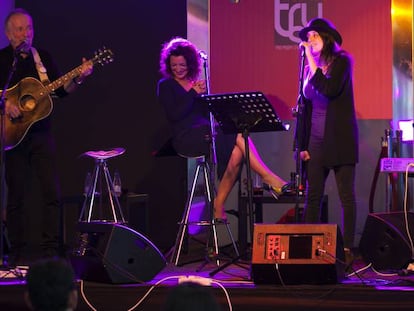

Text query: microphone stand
(200, 53), (217, 199)
(202, 55), (217, 175)
(201, 53), (220, 265)
(292, 47), (306, 222)
(0, 54), (18, 269)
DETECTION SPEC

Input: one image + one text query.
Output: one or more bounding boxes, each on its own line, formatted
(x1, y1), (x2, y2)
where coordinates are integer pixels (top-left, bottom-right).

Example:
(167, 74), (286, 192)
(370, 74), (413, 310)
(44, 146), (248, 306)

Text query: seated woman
(157, 37), (291, 220)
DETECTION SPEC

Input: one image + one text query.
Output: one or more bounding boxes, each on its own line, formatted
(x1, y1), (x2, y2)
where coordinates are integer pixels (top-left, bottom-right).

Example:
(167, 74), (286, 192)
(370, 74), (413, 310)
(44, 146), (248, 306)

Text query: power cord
(315, 248), (368, 284)
(79, 275), (233, 311)
(403, 163), (414, 263)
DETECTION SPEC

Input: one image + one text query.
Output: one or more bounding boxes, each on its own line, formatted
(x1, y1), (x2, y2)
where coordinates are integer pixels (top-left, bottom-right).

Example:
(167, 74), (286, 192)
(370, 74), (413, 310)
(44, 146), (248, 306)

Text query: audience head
(25, 258), (78, 311)
(162, 281), (222, 311)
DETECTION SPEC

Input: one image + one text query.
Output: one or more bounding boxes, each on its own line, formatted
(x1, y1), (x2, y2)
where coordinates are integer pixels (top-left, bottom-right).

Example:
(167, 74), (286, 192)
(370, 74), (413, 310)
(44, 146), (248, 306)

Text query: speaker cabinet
(251, 224), (345, 285)
(70, 222), (166, 284)
(359, 212), (414, 270)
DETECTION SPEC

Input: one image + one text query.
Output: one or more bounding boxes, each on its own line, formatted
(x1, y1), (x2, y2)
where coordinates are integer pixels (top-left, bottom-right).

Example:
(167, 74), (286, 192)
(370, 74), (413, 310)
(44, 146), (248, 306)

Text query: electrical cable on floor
(315, 248), (368, 285)
(273, 261), (340, 302)
(79, 280), (97, 311)
(126, 275), (233, 311)
(370, 265), (399, 277)
(404, 163), (414, 262)
(346, 262), (372, 277)
(79, 274), (233, 311)
(126, 276), (180, 311)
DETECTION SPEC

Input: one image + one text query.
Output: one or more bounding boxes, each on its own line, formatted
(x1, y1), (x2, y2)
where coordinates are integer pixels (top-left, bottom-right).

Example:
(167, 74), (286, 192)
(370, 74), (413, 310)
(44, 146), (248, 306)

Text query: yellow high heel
(262, 183), (282, 199)
(263, 182), (294, 199)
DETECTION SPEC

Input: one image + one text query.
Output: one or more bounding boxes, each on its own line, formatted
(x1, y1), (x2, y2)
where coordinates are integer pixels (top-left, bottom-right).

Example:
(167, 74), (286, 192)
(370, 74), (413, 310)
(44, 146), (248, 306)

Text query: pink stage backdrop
(210, 0), (392, 120)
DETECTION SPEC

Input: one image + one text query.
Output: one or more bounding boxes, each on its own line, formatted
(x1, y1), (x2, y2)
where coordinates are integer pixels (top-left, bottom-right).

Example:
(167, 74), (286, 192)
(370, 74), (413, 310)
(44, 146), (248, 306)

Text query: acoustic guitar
(0, 47), (114, 150)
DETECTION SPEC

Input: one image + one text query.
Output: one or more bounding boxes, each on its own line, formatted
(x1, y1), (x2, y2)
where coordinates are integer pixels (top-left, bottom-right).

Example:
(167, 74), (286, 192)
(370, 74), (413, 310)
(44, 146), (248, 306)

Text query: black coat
(299, 52), (359, 167)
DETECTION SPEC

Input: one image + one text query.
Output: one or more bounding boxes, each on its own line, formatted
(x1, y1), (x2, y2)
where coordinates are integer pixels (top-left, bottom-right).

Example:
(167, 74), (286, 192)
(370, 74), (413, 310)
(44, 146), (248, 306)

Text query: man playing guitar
(0, 8), (93, 266)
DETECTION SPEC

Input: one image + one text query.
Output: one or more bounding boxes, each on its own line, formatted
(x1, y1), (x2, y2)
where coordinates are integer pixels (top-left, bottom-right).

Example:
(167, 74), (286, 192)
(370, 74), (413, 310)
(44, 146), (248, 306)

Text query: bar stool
(78, 147), (126, 223)
(170, 155), (240, 267)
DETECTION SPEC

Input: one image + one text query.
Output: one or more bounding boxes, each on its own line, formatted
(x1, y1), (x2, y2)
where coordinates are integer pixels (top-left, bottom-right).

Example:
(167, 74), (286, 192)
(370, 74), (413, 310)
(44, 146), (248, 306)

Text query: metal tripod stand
(78, 148), (126, 223)
(170, 154), (239, 267)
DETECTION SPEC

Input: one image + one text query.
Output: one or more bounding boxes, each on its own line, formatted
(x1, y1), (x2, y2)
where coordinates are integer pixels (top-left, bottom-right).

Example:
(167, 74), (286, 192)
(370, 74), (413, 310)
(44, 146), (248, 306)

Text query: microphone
(300, 45), (305, 57)
(15, 39), (30, 54)
(198, 50), (208, 60)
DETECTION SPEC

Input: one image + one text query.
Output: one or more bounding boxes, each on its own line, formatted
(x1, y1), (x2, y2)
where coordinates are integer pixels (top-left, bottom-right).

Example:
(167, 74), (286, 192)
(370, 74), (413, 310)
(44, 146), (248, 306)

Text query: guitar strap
(31, 47), (50, 84)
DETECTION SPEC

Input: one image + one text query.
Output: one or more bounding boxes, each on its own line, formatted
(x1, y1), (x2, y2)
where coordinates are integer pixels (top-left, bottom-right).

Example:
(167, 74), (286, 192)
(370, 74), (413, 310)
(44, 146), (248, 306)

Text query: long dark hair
(319, 32), (343, 65)
(159, 37), (201, 81)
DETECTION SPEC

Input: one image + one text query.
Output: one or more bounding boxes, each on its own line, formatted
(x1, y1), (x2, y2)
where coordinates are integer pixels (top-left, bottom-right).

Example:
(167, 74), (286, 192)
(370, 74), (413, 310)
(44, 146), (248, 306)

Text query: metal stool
(78, 147), (126, 223)
(170, 155), (239, 266)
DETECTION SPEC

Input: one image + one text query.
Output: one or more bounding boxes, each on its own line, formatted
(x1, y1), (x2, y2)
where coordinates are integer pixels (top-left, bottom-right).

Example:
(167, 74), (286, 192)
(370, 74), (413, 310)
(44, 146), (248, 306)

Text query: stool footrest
(178, 220), (230, 226)
(80, 220), (127, 224)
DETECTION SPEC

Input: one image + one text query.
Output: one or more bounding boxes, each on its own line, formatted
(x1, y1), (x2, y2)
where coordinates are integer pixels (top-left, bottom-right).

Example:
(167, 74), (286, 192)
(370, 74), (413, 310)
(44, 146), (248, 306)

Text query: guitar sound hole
(20, 94), (37, 111)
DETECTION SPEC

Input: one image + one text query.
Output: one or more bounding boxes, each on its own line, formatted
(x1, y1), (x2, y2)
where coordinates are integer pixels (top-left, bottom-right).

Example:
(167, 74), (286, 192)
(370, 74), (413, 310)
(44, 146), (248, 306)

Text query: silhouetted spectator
(162, 281), (222, 311)
(25, 258), (78, 311)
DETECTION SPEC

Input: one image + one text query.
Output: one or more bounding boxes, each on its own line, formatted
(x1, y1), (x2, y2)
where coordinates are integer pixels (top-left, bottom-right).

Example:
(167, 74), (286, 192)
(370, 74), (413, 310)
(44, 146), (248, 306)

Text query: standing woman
(157, 37), (290, 220)
(298, 18), (359, 262)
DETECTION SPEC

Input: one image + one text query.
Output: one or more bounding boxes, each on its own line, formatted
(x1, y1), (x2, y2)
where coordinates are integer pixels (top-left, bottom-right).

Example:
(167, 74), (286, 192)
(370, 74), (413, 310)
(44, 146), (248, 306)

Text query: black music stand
(197, 91), (287, 277)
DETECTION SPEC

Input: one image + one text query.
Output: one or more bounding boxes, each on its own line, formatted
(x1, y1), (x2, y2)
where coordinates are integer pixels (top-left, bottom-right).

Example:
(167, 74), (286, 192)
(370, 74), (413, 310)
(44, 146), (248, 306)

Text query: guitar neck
(43, 47), (113, 95)
(2, 47), (113, 151)
(45, 65), (83, 94)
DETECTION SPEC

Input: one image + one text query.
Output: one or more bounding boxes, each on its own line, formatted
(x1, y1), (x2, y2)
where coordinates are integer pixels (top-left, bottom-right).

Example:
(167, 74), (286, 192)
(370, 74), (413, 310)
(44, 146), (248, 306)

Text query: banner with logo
(210, 0), (392, 120)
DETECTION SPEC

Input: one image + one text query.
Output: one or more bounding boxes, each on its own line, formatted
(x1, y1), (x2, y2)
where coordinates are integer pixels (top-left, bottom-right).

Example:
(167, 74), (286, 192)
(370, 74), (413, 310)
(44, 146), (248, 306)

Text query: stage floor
(2, 253), (414, 311)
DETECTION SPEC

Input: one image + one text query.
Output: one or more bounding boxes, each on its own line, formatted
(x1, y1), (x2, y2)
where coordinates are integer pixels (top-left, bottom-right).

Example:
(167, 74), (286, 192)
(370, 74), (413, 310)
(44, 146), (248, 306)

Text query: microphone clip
(199, 50), (208, 61)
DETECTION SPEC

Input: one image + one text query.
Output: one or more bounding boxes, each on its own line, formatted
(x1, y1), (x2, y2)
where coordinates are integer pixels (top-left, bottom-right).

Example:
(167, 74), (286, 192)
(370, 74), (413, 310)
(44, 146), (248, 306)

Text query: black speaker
(251, 224), (345, 285)
(70, 222), (166, 284)
(359, 212), (414, 270)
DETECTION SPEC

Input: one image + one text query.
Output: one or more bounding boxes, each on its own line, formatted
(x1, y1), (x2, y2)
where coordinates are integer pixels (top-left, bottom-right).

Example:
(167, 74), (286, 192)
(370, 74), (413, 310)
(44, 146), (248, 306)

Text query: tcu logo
(274, 0), (323, 46)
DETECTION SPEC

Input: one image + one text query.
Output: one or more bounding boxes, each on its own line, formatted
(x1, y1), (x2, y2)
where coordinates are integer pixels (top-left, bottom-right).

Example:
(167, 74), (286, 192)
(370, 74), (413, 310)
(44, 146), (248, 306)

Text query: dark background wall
(14, 0), (188, 251)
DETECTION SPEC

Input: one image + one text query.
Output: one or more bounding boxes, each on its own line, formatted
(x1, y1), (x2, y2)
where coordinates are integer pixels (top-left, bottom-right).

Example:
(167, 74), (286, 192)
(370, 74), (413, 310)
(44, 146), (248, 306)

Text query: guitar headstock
(92, 47), (114, 66)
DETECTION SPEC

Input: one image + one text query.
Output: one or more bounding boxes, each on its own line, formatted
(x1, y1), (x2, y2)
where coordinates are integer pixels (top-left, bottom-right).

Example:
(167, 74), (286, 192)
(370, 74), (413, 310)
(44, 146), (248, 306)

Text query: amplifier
(251, 224), (345, 284)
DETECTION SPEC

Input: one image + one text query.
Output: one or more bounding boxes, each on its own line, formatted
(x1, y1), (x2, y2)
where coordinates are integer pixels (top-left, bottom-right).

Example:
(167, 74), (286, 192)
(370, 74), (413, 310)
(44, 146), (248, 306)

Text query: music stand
(197, 91), (287, 277)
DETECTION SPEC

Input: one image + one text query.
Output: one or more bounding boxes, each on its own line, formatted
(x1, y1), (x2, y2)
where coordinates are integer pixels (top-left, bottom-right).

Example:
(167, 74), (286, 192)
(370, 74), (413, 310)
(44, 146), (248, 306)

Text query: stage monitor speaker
(70, 222), (166, 284)
(251, 224), (345, 285)
(359, 212), (414, 270)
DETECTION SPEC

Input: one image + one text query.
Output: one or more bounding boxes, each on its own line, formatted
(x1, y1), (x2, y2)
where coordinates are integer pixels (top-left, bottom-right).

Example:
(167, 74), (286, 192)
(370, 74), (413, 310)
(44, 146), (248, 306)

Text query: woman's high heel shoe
(263, 182), (295, 199)
(262, 183), (282, 199)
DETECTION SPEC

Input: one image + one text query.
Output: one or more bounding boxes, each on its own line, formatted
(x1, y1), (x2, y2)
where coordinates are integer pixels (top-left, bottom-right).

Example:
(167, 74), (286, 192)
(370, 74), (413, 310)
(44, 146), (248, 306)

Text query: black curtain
(14, 0), (188, 250)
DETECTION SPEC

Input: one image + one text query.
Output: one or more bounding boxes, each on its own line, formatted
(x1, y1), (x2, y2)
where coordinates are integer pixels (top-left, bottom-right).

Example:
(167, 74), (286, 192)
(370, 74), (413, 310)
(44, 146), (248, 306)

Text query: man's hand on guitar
(76, 57), (94, 84)
(65, 57), (94, 92)
(5, 99), (22, 120)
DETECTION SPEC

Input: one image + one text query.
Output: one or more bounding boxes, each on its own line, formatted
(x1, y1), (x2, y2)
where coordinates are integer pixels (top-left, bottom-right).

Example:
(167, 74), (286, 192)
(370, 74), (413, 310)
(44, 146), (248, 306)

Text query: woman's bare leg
(213, 134), (287, 219)
(235, 134), (287, 188)
(213, 146), (243, 219)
